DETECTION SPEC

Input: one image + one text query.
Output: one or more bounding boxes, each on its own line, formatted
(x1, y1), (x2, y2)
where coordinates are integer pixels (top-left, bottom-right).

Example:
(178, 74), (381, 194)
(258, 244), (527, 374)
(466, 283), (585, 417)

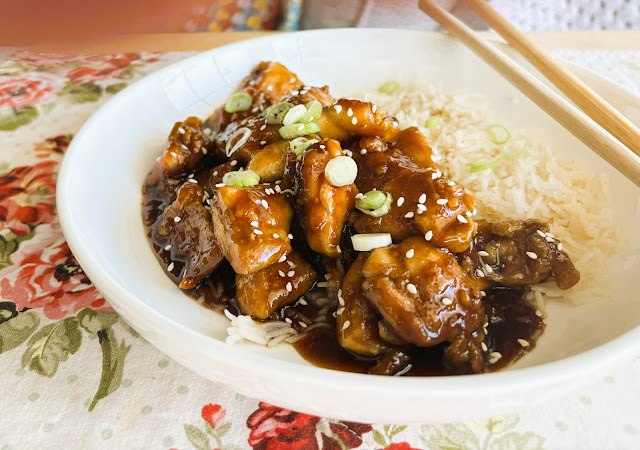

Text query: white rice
(225, 82), (622, 346)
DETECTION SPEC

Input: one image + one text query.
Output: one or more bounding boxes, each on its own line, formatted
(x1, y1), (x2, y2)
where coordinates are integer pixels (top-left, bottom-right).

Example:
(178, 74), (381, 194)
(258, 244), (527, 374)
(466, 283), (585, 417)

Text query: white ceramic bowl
(57, 29), (640, 424)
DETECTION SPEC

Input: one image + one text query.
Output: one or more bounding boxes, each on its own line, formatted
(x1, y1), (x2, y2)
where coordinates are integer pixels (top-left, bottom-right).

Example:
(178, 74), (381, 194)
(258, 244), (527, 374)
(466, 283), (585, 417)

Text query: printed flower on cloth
(0, 72), (66, 109)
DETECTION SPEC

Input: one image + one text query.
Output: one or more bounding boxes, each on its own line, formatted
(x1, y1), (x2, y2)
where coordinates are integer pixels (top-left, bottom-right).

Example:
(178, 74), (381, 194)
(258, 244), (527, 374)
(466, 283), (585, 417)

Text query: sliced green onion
(468, 157), (503, 173)
(325, 156), (358, 187)
(224, 92), (252, 113)
(356, 190), (393, 217)
(281, 177), (299, 195)
(299, 100), (323, 123)
(351, 233), (392, 251)
(290, 137), (319, 159)
(378, 81), (399, 95)
(263, 102), (293, 124)
(487, 124), (510, 145)
(283, 104), (308, 125)
(222, 170), (260, 187)
(279, 122), (321, 139)
(424, 116), (441, 128)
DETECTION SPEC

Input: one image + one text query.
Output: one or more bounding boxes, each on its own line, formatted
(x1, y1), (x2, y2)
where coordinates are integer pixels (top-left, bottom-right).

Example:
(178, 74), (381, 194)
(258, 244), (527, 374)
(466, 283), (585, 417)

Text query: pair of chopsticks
(418, 0), (640, 188)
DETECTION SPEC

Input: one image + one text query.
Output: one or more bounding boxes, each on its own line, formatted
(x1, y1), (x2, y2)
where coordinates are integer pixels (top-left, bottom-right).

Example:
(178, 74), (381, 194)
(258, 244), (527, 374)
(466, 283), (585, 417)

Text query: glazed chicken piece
(246, 140), (291, 182)
(214, 116), (283, 164)
(297, 139), (359, 257)
(147, 117), (210, 186)
(236, 252), (317, 319)
(458, 220), (581, 290)
(361, 236), (487, 373)
(337, 253), (395, 357)
(390, 127), (438, 170)
(317, 99), (400, 143)
(210, 184), (293, 274)
(241, 61), (303, 104)
(353, 145), (477, 253)
(194, 162), (237, 197)
(155, 182), (224, 289)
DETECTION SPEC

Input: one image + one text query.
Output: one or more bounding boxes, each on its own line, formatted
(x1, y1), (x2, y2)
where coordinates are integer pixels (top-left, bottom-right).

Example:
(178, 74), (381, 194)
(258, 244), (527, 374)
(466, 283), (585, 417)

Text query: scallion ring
(224, 92), (252, 113)
(222, 170), (260, 187)
(324, 156), (358, 187)
(279, 122), (321, 139)
(264, 102), (293, 124)
(290, 137), (318, 159)
(356, 190), (393, 217)
(424, 116), (441, 128)
(378, 81), (399, 95)
(351, 233), (392, 251)
(283, 104), (308, 125)
(487, 124), (510, 145)
(299, 100), (323, 123)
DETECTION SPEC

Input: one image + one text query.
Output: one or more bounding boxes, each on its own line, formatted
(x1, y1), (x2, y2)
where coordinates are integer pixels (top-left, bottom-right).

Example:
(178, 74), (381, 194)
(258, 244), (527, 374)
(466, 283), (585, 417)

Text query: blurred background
(0, 0), (638, 46)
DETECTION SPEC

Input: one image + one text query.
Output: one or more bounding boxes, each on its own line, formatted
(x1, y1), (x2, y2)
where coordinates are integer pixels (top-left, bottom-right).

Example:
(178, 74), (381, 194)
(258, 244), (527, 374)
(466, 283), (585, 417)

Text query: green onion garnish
(324, 156), (358, 187)
(424, 116), (441, 128)
(224, 92), (252, 113)
(299, 100), (323, 123)
(378, 81), (399, 95)
(279, 122), (321, 139)
(222, 170), (260, 187)
(281, 177), (299, 195)
(487, 124), (510, 145)
(283, 104), (308, 125)
(263, 102), (293, 124)
(356, 190), (393, 217)
(467, 136), (530, 173)
(289, 137), (319, 159)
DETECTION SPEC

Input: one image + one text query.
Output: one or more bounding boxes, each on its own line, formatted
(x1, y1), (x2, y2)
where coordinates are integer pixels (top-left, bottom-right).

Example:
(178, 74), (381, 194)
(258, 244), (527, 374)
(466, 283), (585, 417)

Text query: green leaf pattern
(21, 317), (82, 377)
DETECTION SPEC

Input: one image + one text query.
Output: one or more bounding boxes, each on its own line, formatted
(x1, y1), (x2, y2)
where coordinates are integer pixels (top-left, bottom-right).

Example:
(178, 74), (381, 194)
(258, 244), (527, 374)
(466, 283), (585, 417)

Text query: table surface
(1, 31), (639, 449)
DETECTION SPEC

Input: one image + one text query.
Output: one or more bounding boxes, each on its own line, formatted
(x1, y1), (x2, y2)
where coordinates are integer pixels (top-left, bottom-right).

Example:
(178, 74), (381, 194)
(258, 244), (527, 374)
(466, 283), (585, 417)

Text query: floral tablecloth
(0, 47), (639, 450)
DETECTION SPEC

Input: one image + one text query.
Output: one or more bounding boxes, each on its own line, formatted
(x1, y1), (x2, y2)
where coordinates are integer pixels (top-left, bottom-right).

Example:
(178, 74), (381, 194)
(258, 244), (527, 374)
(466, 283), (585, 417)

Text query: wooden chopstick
(418, 0), (640, 188)
(462, 0), (640, 159)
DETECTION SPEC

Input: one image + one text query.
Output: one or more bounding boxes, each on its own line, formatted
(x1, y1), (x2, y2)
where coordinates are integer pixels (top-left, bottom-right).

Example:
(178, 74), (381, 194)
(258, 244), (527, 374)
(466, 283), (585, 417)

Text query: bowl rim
(57, 28), (640, 402)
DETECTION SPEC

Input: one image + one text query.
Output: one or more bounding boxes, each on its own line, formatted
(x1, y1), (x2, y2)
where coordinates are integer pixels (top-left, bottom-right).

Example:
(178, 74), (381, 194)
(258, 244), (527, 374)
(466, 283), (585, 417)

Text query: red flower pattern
(0, 225), (110, 320)
(13, 51), (81, 66)
(0, 160), (58, 236)
(202, 403), (227, 429)
(247, 402), (372, 450)
(65, 52), (142, 83)
(0, 72), (66, 108)
(34, 134), (72, 159)
(384, 443), (422, 450)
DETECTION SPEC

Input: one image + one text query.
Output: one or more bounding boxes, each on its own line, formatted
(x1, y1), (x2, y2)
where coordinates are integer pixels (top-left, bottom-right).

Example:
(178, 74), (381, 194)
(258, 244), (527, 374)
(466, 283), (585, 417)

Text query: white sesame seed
(334, 104), (342, 113)
(319, 145), (325, 149)
(442, 297), (453, 305)
(360, 149), (367, 155)
(298, 321), (307, 328)
(397, 197), (405, 207)
(288, 233), (293, 239)
(338, 289), (345, 306)
(457, 215), (468, 223)
(535, 310), (543, 317)
(278, 254), (287, 263)
(490, 351), (502, 360)
(250, 220), (259, 227)
(425, 230), (433, 241)
(299, 298), (308, 306)
(475, 269), (485, 278)
(517, 338), (530, 347)
(188, 173), (194, 178)
(289, 77), (296, 83)
(181, 144), (188, 150)
(275, 185), (281, 193)
(285, 282), (293, 292)
(278, 270), (286, 277)
(260, 140), (266, 145)
(545, 236), (554, 242)
(290, 90), (299, 96)
(557, 243), (563, 251)
(260, 124), (266, 131)
(298, 124), (304, 131)
(261, 200), (269, 208)
(447, 180), (455, 186)
(300, 90), (308, 95)
(536, 230), (546, 238)
(343, 149), (353, 157)
(341, 320), (351, 331)
(466, 211), (472, 217)
(484, 264), (493, 274)
(372, 104), (377, 113)
(337, 307), (345, 315)
(417, 204), (427, 213)
(164, 244), (172, 251)
(336, 245), (342, 254)
(230, 160), (237, 166)
(170, 152), (177, 157)
(407, 283), (418, 295)
(215, 183), (225, 188)
(347, 108), (353, 117)
(436, 198), (448, 205)
(481, 342), (488, 351)
(355, 193), (365, 199)
(545, 232), (555, 238)
(285, 317), (293, 324)
(526, 251), (538, 260)
(187, 178), (198, 184)
(178, 127), (186, 134)
(478, 250), (489, 257)
(406, 249), (415, 259)
(253, 229), (263, 235)
(286, 270), (294, 277)
(480, 290), (486, 297)
(404, 211), (415, 218)
(273, 233), (280, 239)
(174, 216), (181, 223)
(351, 117), (357, 125)
(418, 193), (427, 204)
(542, 318), (548, 325)
(202, 148), (208, 155)
(212, 171), (219, 177)
(472, 208), (477, 215)
(266, 85), (273, 91)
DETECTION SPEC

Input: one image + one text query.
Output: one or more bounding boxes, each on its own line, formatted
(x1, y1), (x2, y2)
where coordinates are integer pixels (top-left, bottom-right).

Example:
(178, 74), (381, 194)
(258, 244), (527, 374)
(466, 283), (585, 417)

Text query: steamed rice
(225, 82), (622, 345)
